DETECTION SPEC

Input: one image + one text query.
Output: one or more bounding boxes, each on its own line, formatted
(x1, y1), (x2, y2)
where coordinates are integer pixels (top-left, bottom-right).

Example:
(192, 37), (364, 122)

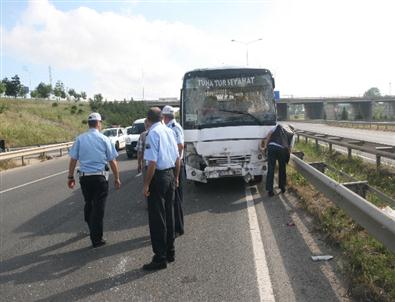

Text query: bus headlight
(185, 143), (206, 170)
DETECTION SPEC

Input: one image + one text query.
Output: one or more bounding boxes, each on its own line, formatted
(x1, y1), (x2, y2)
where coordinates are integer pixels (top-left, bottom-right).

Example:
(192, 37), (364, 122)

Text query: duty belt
(79, 171), (107, 177)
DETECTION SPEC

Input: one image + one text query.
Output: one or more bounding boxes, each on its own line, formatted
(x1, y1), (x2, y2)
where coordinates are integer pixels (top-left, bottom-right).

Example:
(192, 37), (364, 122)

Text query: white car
(125, 118), (146, 158)
(102, 127), (126, 151)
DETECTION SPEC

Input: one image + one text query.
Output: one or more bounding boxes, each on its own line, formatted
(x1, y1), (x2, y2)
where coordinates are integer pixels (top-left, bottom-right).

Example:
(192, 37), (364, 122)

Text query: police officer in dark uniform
(261, 124), (294, 197)
(143, 107), (180, 270)
(162, 105), (185, 237)
(68, 112), (121, 248)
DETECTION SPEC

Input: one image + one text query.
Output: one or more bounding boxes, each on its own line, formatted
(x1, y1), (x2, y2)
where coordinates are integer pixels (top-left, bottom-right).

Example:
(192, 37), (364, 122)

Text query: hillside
(0, 98), (91, 148)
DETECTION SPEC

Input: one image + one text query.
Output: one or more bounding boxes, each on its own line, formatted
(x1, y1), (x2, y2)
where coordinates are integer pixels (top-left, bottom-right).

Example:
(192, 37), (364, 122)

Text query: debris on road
(311, 255), (334, 261)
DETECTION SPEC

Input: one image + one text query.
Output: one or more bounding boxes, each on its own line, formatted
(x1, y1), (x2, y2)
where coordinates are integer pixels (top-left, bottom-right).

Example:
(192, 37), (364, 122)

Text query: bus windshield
(183, 73), (276, 129)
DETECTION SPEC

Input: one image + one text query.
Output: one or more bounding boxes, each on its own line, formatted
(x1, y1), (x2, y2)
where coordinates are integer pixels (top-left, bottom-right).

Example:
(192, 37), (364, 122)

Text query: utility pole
(231, 38), (263, 66)
(48, 65), (52, 87)
(22, 65), (31, 89)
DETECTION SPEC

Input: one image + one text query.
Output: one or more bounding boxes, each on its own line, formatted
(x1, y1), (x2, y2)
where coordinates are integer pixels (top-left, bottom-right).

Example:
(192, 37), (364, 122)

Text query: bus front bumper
(186, 164), (266, 183)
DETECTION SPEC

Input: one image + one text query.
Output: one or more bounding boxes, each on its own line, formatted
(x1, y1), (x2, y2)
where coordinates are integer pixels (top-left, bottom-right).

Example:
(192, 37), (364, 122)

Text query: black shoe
(175, 231), (184, 238)
(280, 188), (286, 194)
(142, 260), (167, 271)
(167, 254), (175, 263)
(268, 191), (275, 197)
(92, 239), (106, 248)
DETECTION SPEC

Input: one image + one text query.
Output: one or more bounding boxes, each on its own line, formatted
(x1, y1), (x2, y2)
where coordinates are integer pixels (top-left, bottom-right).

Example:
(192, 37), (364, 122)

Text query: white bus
(180, 68), (277, 183)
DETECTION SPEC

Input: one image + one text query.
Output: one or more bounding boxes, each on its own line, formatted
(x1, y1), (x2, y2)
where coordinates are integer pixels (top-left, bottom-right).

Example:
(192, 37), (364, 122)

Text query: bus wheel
(250, 175), (263, 184)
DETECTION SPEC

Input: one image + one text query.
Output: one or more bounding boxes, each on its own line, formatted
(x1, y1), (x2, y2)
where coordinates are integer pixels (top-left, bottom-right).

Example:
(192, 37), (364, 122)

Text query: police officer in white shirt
(68, 112), (121, 248)
(161, 105), (185, 237)
(143, 107), (180, 270)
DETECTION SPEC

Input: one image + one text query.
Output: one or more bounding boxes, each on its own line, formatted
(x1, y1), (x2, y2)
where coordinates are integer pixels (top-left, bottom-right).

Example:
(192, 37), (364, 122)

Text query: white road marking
(245, 186), (275, 302)
(0, 170), (68, 194)
(278, 193), (349, 301)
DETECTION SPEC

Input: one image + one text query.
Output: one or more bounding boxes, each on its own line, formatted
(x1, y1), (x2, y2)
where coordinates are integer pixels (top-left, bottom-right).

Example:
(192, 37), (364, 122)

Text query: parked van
(125, 118), (146, 158)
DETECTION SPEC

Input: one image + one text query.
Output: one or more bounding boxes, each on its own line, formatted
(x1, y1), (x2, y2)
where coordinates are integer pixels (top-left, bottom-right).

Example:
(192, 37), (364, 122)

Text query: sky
(1, 0), (395, 100)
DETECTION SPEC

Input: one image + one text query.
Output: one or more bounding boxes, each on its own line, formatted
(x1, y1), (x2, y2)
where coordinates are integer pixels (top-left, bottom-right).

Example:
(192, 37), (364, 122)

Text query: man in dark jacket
(261, 124), (294, 196)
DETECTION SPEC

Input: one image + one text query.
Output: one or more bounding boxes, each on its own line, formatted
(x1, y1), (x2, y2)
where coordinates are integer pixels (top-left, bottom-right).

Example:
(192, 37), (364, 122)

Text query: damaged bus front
(180, 68), (277, 183)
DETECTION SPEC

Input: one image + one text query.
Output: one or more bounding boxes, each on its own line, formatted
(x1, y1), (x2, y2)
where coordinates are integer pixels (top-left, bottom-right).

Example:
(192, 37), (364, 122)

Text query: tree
(80, 91), (87, 100)
(53, 81), (66, 99)
(31, 82), (52, 99)
(363, 87), (381, 98)
(74, 93), (81, 102)
(18, 86), (28, 98)
(94, 93), (103, 102)
(67, 88), (76, 99)
(2, 75), (22, 97)
(0, 81), (6, 95)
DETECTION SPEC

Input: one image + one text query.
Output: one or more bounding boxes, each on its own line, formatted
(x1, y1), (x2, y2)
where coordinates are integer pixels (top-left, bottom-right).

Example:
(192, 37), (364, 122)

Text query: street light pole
(231, 38), (263, 66)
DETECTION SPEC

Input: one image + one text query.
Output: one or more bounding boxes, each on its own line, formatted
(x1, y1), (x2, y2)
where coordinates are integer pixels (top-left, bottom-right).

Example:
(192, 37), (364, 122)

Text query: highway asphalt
(0, 151), (352, 301)
(288, 122), (395, 146)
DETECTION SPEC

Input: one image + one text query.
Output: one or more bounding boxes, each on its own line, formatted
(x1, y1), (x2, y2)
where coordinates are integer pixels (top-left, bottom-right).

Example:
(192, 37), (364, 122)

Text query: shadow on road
(0, 233), (150, 285)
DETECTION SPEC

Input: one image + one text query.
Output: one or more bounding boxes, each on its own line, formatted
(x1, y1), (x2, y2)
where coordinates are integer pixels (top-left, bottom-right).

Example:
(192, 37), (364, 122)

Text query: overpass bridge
(134, 98), (179, 109)
(276, 96), (395, 121)
(136, 96), (395, 121)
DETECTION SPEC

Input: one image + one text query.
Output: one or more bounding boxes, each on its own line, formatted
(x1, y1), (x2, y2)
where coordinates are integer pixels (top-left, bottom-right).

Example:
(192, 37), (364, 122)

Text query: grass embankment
(0, 98), (90, 147)
(288, 141), (395, 302)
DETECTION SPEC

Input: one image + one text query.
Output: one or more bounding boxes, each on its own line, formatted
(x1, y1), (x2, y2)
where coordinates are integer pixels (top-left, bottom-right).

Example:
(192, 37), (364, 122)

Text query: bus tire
(250, 175), (263, 184)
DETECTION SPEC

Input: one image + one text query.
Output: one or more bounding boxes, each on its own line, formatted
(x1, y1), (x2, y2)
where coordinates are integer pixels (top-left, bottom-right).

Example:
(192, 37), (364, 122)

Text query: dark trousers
(80, 175), (108, 244)
(147, 169), (175, 262)
(174, 164), (185, 236)
(266, 144), (289, 192)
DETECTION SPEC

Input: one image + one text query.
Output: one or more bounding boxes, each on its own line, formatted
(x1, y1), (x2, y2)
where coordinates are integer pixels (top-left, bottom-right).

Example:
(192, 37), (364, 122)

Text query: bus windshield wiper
(217, 109), (262, 125)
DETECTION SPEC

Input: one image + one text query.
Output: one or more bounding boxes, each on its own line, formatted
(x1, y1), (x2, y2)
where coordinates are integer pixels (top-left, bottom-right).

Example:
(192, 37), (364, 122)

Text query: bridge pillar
(351, 102), (372, 121)
(304, 103), (324, 120)
(324, 103), (336, 120)
(276, 103), (288, 121)
(383, 102), (395, 120)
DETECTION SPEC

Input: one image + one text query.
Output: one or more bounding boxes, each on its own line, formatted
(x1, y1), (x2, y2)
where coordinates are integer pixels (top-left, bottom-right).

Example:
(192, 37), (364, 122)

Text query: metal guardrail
(290, 153), (395, 253)
(289, 119), (395, 129)
(0, 142), (73, 165)
(326, 120), (395, 131)
(295, 130), (395, 169)
(286, 120), (395, 131)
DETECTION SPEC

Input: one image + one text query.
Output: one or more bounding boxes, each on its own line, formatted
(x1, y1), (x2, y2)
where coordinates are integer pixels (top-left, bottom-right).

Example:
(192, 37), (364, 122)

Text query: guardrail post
(342, 181), (369, 199)
(376, 155), (381, 170)
(60, 149), (63, 157)
(21, 156), (25, 166)
(297, 134), (300, 143)
(309, 162), (327, 173)
(315, 138), (319, 149)
(305, 136), (308, 143)
(347, 147), (352, 159)
(329, 143), (332, 153)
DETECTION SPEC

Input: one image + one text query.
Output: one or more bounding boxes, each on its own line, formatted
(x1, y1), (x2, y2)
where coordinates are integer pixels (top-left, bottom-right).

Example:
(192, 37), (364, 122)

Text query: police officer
(161, 105), (185, 237)
(261, 124), (294, 197)
(143, 107), (180, 270)
(67, 112), (121, 248)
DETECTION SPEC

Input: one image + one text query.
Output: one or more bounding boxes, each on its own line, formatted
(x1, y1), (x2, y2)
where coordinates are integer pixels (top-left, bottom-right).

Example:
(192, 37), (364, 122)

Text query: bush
(52, 102), (58, 107)
(0, 103), (8, 114)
